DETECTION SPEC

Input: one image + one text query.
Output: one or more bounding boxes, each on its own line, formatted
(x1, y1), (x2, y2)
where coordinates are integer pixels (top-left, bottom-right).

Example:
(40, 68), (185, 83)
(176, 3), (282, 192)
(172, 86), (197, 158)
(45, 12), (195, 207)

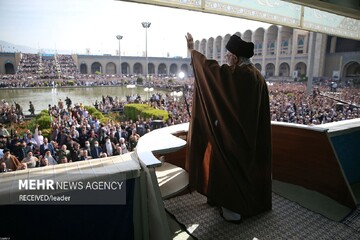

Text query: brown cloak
(185, 50), (272, 218)
(1, 155), (21, 171)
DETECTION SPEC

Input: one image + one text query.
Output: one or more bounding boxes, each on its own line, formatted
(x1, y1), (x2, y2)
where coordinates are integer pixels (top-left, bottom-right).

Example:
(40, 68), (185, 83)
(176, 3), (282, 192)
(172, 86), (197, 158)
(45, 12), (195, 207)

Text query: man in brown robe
(0, 148), (21, 171)
(185, 33), (272, 221)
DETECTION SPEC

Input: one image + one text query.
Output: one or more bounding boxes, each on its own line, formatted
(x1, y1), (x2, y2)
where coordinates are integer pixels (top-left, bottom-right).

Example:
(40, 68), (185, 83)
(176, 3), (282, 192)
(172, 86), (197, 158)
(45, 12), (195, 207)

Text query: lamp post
(141, 22), (151, 86)
(116, 35), (123, 79)
(126, 84), (136, 100)
(170, 91), (183, 102)
(144, 87), (154, 100)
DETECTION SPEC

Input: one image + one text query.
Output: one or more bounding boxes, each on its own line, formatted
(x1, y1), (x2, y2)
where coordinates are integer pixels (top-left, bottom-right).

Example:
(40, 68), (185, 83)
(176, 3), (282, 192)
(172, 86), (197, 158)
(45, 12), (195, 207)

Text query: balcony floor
(165, 184), (360, 240)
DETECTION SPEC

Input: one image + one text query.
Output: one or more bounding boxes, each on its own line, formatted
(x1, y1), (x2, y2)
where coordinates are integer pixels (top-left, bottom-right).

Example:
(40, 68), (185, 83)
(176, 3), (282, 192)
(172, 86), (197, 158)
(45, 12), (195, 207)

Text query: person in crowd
(136, 121), (146, 136)
(56, 144), (71, 162)
(70, 140), (81, 162)
(185, 33), (272, 223)
(9, 133), (20, 153)
(13, 140), (27, 161)
(39, 155), (49, 167)
(21, 150), (39, 168)
(0, 138), (6, 157)
(119, 137), (128, 154)
(44, 150), (58, 165)
(34, 124), (44, 147)
(121, 125), (129, 140)
(58, 99), (64, 110)
(78, 127), (89, 148)
(24, 132), (37, 146)
(65, 97), (72, 109)
(102, 137), (116, 157)
(114, 126), (122, 142)
(15, 102), (24, 117)
(128, 129), (140, 151)
(28, 101), (35, 115)
(79, 149), (90, 161)
(49, 124), (60, 142)
(0, 148), (21, 171)
(114, 145), (123, 156)
(90, 140), (103, 159)
(56, 128), (68, 146)
(108, 131), (118, 145)
(88, 129), (98, 147)
(40, 137), (55, 157)
(82, 140), (91, 156)
(65, 136), (79, 161)
(0, 162), (9, 172)
(69, 125), (79, 140)
(0, 124), (10, 138)
(59, 156), (68, 164)
(26, 142), (36, 155)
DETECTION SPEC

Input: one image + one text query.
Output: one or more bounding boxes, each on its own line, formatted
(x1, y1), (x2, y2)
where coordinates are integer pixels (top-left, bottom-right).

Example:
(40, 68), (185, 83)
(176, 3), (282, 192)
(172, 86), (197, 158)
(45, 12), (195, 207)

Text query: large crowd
(269, 83), (359, 124)
(0, 84), (193, 172)
(0, 52), (359, 172)
(0, 79), (358, 172)
(0, 52), (184, 87)
(0, 101), (142, 172)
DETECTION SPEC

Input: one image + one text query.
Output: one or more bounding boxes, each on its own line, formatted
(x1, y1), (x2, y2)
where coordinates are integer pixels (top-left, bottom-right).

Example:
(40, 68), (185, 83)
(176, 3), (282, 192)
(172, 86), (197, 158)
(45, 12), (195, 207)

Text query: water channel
(0, 86), (168, 115)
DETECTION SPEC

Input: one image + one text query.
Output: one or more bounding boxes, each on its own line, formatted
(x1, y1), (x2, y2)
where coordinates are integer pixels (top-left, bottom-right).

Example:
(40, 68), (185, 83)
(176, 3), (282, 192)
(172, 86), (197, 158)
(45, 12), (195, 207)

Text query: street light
(144, 87), (154, 100)
(141, 22), (151, 86)
(178, 71), (185, 80)
(170, 91), (183, 102)
(116, 35), (123, 79)
(126, 84), (136, 100)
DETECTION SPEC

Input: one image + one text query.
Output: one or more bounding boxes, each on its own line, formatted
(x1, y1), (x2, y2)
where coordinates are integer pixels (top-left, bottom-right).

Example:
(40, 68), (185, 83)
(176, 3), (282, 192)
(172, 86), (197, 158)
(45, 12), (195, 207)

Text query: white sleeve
(34, 128), (40, 146)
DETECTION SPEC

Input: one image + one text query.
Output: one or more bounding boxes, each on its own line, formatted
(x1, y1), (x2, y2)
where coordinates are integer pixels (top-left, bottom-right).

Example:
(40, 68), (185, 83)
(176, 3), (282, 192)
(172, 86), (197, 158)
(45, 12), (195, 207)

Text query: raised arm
(185, 32), (194, 52)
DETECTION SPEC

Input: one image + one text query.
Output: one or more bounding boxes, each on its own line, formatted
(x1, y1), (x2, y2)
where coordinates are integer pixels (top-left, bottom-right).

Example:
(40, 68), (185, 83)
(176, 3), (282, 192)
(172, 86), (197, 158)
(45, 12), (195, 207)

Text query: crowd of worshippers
(0, 79), (359, 126)
(16, 53), (39, 75)
(0, 119), (144, 172)
(0, 73), (185, 89)
(0, 100), (25, 124)
(0, 90), (192, 172)
(15, 53), (77, 80)
(1, 52), (190, 86)
(57, 54), (78, 76)
(268, 82), (359, 124)
(0, 81), (359, 172)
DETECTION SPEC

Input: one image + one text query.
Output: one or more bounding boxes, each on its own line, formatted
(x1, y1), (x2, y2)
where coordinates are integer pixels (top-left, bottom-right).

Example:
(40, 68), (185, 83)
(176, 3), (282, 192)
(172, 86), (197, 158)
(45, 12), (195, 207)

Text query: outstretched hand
(185, 32), (194, 51)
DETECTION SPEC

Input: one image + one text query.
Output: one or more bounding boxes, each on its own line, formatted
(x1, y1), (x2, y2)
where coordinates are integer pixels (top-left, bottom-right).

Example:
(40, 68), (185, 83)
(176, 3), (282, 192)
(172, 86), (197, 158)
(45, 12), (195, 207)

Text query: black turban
(226, 35), (254, 58)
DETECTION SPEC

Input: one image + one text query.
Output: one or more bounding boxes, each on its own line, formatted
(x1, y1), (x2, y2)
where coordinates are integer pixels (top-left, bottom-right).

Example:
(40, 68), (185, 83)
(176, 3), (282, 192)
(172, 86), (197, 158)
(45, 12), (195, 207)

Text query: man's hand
(185, 32), (194, 51)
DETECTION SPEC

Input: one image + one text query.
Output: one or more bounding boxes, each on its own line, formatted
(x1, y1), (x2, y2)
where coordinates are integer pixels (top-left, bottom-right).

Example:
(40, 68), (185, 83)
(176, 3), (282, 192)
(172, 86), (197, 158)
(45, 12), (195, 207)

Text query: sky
(0, 0), (271, 58)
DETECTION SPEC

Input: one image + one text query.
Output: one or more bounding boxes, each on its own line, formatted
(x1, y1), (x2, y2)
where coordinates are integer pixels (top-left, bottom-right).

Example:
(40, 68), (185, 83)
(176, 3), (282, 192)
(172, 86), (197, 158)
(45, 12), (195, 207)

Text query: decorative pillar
(275, 29), (282, 77)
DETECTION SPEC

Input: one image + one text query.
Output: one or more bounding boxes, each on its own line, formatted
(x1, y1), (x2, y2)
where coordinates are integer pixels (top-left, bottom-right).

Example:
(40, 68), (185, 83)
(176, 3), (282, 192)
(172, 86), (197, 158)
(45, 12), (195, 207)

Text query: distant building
(1, 25), (359, 82)
(0, 53), (192, 78)
(192, 25), (360, 82)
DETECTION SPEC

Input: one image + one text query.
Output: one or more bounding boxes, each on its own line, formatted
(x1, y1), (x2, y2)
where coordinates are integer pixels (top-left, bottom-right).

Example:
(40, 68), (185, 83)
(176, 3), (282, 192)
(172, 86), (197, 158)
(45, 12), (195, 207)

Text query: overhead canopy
(118, 0), (360, 40)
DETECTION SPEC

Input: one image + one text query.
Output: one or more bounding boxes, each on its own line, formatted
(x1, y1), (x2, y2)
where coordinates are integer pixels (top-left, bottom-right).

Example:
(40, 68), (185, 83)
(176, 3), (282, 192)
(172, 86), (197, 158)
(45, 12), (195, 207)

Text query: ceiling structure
(118, 0), (360, 40)
(283, 0), (360, 20)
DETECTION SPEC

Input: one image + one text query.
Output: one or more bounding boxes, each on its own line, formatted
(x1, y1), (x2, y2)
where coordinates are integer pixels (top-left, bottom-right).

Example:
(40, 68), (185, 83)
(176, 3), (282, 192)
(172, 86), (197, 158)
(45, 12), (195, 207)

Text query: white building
(193, 25), (360, 83)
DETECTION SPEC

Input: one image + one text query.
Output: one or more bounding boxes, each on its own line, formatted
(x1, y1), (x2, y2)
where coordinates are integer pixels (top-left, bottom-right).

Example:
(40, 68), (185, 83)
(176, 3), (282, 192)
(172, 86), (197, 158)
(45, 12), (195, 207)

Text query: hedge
(124, 103), (168, 121)
(84, 106), (104, 120)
